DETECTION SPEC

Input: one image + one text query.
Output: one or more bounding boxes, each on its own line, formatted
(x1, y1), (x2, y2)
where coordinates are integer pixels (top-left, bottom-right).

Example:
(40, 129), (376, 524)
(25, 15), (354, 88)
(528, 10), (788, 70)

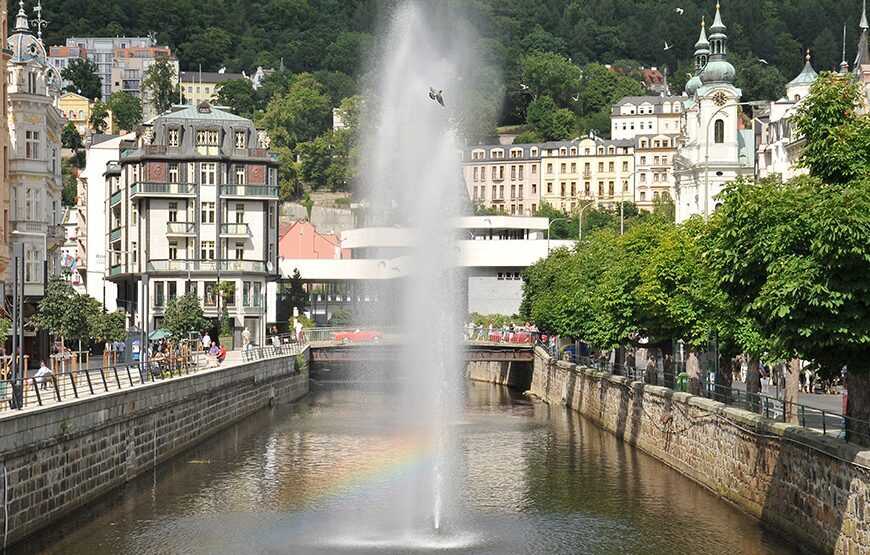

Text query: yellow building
(59, 92), (91, 135)
(179, 71), (245, 106)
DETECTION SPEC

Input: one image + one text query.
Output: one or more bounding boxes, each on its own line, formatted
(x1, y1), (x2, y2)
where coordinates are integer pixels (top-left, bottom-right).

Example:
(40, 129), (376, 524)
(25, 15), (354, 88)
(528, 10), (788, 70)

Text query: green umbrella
(149, 328), (169, 340)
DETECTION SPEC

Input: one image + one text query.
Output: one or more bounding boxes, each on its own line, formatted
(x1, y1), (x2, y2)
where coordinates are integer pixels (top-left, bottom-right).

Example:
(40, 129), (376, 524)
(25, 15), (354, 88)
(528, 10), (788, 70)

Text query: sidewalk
(730, 380), (843, 415)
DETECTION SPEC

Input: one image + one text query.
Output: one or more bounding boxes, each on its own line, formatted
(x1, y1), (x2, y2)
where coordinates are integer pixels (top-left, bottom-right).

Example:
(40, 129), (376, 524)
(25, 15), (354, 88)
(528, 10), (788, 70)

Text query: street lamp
(703, 101), (766, 219)
(576, 199), (596, 241)
(547, 217), (570, 253)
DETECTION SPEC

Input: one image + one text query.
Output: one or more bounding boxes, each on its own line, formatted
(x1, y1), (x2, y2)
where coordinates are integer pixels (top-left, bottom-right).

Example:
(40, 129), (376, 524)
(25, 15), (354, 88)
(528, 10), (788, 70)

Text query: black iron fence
(560, 353), (869, 446)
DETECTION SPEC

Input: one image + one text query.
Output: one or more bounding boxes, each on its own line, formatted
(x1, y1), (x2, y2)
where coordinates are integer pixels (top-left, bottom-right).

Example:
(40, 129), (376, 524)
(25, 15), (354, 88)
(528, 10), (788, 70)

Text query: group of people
(464, 321), (538, 342)
(199, 332), (227, 364)
(103, 340), (127, 363)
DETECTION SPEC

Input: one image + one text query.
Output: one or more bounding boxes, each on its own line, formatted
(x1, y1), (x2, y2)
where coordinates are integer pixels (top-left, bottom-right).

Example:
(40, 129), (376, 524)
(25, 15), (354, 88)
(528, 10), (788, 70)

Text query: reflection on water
(17, 382), (795, 555)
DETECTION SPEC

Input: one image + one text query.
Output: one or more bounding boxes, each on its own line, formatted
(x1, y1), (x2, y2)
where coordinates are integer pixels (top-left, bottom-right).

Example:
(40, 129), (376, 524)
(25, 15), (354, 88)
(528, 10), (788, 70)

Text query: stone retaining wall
(530, 347), (869, 555)
(466, 360), (532, 389)
(0, 353), (309, 548)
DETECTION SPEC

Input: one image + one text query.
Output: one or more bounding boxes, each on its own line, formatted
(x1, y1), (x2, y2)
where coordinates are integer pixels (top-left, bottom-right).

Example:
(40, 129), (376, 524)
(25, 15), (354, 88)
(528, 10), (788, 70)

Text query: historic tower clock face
(712, 91), (728, 107)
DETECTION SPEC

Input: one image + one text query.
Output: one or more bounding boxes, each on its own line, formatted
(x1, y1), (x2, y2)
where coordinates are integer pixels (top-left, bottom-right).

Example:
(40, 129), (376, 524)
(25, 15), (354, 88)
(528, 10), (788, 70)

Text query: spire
(710, 2), (726, 36)
(14, 1), (30, 32)
(695, 17), (709, 50)
(30, 0), (49, 42)
(708, 1), (728, 59)
(861, 0), (868, 30)
(840, 23), (850, 75)
(693, 17), (710, 71)
(856, 0), (870, 72)
(788, 49), (818, 88)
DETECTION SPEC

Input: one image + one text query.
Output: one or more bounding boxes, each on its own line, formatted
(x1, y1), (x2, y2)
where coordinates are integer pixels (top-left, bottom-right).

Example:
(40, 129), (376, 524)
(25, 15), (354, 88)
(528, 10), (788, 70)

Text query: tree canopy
(142, 57), (182, 115)
(61, 58), (102, 100)
(107, 92), (143, 132)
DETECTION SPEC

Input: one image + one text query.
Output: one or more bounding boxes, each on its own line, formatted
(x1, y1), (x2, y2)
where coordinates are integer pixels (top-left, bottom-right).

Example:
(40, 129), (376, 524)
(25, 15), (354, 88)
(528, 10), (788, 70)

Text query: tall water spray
(353, 0), (479, 542)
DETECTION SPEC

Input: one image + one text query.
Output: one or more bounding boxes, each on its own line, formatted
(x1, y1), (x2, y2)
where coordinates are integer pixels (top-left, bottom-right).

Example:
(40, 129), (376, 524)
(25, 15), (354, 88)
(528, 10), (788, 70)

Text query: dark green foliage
(107, 92), (143, 132)
(163, 292), (209, 341)
(61, 58), (101, 100)
(89, 100), (110, 134)
(142, 57), (182, 115)
(61, 121), (83, 150)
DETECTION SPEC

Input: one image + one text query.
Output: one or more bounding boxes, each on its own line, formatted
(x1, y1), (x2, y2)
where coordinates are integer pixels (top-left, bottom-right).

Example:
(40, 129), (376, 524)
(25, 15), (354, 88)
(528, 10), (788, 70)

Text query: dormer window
(168, 129), (179, 147)
(235, 131), (246, 149)
(196, 129), (220, 155)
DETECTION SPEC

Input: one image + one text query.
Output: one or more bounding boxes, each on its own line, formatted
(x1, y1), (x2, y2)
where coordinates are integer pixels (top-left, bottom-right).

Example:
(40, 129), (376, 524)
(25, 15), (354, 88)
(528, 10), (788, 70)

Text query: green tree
(89, 100), (110, 134)
(260, 74), (332, 150)
(576, 63), (646, 116)
(209, 282), (236, 337)
(215, 78), (256, 119)
(92, 310), (127, 344)
(107, 92), (143, 132)
(518, 51), (582, 106)
(32, 275), (101, 351)
(179, 26), (233, 69)
(61, 58), (102, 100)
(525, 96), (577, 141)
(323, 31), (373, 75)
(142, 57), (181, 115)
(61, 157), (77, 206)
(61, 121), (83, 150)
(285, 268), (309, 316)
(162, 292), (209, 341)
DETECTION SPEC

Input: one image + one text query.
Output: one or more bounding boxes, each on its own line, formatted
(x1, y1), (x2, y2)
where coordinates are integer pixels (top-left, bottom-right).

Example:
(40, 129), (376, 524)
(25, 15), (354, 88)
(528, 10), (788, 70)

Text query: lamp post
(12, 231), (49, 373)
(547, 217), (570, 253)
(703, 101), (766, 219)
(619, 171), (641, 236)
(576, 199), (595, 241)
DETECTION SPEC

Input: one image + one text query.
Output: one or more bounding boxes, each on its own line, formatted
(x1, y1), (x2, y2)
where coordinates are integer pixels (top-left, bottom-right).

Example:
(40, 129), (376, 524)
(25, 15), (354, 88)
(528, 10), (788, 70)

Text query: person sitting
(34, 360), (53, 390)
(217, 345), (227, 364)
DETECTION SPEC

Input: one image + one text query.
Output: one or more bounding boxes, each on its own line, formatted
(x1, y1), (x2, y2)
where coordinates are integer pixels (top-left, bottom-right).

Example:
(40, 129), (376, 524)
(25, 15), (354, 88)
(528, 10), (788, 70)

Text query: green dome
(686, 75), (703, 96)
(700, 60), (735, 84)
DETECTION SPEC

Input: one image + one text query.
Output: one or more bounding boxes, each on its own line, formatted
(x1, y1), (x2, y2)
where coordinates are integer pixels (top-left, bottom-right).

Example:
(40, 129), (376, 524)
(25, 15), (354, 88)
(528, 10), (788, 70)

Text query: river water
(20, 382), (795, 554)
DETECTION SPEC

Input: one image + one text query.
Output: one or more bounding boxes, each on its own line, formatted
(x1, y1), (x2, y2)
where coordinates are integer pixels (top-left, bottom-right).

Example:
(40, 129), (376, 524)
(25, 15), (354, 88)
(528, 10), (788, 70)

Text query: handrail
(558, 353), (869, 445)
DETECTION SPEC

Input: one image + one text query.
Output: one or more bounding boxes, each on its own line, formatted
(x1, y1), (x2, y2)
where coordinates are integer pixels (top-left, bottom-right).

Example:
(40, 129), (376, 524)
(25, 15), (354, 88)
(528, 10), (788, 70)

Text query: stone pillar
(686, 350), (701, 395)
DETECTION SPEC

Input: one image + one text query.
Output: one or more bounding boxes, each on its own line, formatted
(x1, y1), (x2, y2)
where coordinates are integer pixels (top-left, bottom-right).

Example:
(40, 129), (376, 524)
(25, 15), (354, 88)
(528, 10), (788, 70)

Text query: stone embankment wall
(467, 360), (533, 390)
(281, 202), (355, 233)
(530, 347), (869, 555)
(0, 353), (309, 548)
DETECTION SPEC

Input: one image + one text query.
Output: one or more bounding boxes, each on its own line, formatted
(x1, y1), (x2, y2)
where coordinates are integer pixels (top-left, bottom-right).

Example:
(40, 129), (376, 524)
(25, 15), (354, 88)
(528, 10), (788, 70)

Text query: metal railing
(219, 185), (278, 198)
(559, 353), (870, 445)
(219, 223), (252, 237)
(240, 341), (307, 362)
(166, 222), (197, 235)
(464, 327), (540, 345)
(0, 343), (305, 413)
(130, 182), (196, 197)
(147, 259), (267, 273)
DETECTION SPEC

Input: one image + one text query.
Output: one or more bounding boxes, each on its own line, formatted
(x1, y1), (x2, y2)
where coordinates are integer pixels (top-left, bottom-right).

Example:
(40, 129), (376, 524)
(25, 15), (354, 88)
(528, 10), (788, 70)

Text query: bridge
(309, 340), (534, 363)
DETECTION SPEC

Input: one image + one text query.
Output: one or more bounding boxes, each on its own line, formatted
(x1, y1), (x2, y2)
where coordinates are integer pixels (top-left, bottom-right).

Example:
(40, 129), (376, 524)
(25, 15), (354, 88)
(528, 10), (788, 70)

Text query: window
(518, 184), (523, 198)
(253, 282), (262, 307)
(131, 242), (137, 264)
(608, 182), (614, 196)
(608, 162), (614, 172)
(168, 163), (179, 183)
(640, 156), (647, 165)
(570, 163), (576, 173)
(570, 182), (576, 197)
(598, 162), (604, 172)
(25, 130), (40, 159)
(532, 184), (537, 194)
(641, 173), (647, 182)
(547, 163), (553, 174)
(235, 241), (244, 260)
(560, 163), (566, 173)
(235, 131), (246, 149)
(168, 240), (178, 258)
(584, 182), (590, 196)
(168, 202), (178, 222)
(481, 166), (487, 180)
(168, 129), (179, 147)
(204, 281), (217, 306)
(200, 162), (216, 185)
(714, 119), (725, 143)
(243, 281), (251, 306)
(531, 165), (537, 175)
(28, 72), (37, 94)
(24, 188), (39, 220)
(196, 129), (220, 154)
(518, 166), (524, 179)
(622, 161), (629, 172)
(235, 165), (246, 184)
(640, 191), (647, 201)
(473, 167), (479, 181)
(154, 281), (165, 307)
(201, 202), (215, 223)
(546, 183), (553, 194)
(168, 281), (177, 301)
(201, 240), (215, 260)
(224, 282), (236, 306)
(510, 166), (516, 180)
(560, 183), (566, 197)
(597, 182), (603, 196)
(235, 203), (245, 224)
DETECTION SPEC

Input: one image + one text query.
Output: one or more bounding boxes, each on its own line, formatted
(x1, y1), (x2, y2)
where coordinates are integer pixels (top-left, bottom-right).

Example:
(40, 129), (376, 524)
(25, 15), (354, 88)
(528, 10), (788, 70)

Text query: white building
(52, 36), (156, 102)
(77, 133), (130, 310)
(279, 216), (574, 320)
(673, 6), (755, 222)
(105, 103), (280, 345)
(610, 95), (686, 141)
(6, 3), (65, 297)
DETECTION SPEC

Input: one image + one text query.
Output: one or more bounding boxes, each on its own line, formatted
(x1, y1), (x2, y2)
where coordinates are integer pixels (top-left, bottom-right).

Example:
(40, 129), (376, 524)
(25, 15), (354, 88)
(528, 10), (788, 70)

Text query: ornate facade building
(0, 3), (11, 280)
(106, 102), (279, 346)
(6, 1), (65, 360)
(673, 3), (755, 222)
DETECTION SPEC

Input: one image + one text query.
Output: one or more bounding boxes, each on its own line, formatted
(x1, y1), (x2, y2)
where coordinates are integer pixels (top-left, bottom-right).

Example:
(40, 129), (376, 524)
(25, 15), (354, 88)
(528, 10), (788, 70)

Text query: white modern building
(673, 6), (755, 222)
(610, 95), (686, 141)
(51, 36), (156, 102)
(279, 216), (574, 321)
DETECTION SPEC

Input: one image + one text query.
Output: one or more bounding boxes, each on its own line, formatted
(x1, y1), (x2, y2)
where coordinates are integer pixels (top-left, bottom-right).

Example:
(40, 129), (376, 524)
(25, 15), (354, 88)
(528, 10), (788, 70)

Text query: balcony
(11, 220), (47, 233)
(110, 227), (122, 241)
(147, 259), (267, 274)
(130, 182), (196, 198)
(48, 225), (66, 242)
(110, 190), (122, 205)
(220, 185), (278, 199)
(166, 222), (197, 236)
(219, 223), (252, 237)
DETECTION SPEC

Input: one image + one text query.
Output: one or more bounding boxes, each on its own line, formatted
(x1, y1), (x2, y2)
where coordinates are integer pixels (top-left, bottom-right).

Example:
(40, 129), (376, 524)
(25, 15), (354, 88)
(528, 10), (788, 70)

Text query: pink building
(278, 221), (349, 260)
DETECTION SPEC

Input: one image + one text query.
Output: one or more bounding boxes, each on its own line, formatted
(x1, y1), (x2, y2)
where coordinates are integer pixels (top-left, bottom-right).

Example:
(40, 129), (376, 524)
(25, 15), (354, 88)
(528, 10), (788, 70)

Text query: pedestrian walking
(242, 327), (251, 350)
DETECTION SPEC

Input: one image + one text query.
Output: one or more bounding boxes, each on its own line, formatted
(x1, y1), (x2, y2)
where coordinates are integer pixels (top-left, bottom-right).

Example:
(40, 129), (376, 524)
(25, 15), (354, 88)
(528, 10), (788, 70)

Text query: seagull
(757, 58), (769, 65)
(428, 87), (444, 107)
(571, 93), (580, 102)
(519, 83), (529, 91)
(675, 8), (684, 15)
(391, 266), (401, 272)
(664, 42), (673, 51)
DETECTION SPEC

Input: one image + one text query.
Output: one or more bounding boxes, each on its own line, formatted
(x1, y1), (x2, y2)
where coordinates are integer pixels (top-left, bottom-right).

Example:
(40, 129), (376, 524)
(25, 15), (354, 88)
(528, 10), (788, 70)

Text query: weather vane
(30, 0), (49, 42)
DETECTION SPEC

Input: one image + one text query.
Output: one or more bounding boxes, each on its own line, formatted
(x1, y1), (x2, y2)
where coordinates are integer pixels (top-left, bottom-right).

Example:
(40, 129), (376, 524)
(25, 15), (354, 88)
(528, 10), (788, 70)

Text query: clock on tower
(712, 91), (728, 107)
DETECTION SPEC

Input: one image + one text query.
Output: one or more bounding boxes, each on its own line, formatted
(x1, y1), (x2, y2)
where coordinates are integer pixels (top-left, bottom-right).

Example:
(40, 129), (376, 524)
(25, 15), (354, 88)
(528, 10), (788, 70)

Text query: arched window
(714, 119), (725, 144)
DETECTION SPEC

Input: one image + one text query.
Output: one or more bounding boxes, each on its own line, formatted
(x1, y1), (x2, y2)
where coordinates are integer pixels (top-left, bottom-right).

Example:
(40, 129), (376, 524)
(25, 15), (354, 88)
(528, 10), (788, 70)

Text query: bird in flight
(757, 58), (769, 65)
(675, 7), (684, 15)
(429, 87), (445, 107)
(571, 93), (580, 102)
(664, 42), (673, 51)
